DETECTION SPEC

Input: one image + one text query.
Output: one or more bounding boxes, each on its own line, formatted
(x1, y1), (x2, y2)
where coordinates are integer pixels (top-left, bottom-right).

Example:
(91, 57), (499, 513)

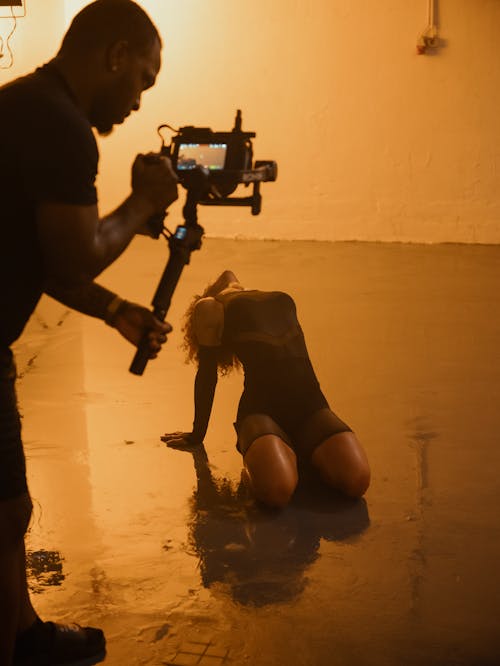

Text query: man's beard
(92, 113), (115, 136)
(96, 126), (114, 137)
(89, 96), (117, 136)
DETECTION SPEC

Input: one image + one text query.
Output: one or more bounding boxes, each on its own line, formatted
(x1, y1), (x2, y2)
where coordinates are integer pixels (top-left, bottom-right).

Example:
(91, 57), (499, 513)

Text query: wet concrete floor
(13, 238), (500, 666)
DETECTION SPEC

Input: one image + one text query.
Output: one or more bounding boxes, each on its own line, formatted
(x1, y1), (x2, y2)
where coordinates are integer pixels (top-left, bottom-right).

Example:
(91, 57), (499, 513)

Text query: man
(0, 1), (178, 664)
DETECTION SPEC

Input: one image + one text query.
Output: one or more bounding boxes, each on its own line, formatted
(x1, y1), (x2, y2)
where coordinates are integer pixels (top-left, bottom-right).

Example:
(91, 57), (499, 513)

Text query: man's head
(58, 0), (162, 135)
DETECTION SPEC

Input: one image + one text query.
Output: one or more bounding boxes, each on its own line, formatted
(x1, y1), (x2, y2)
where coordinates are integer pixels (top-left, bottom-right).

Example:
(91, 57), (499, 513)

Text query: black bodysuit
(194, 289), (351, 456)
(221, 290), (328, 428)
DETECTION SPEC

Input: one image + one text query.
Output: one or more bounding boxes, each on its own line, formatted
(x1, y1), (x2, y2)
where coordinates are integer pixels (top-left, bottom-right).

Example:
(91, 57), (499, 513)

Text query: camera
(157, 109), (277, 214)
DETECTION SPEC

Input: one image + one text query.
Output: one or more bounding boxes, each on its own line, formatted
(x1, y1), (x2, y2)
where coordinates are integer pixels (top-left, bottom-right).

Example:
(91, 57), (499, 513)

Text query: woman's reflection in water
(182, 443), (370, 607)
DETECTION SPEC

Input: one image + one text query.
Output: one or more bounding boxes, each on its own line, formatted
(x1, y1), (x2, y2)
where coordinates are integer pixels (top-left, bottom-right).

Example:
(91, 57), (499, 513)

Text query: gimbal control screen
(177, 143), (227, 171)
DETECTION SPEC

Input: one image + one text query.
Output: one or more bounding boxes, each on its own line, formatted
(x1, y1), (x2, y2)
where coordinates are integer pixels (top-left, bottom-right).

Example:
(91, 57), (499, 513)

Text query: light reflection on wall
(2, 0), (500, 244)
(61, 1), (500, 244)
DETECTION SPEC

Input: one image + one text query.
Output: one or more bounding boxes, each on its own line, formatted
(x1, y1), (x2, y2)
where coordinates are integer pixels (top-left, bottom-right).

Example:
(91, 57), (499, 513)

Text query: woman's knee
(252, 473), (298, 508)
(337, 464), (371, 498)
(312, 432), (371, 498)
(243, 435), (298, 508)
(0, 492), (32, 551)
(319, 459), (370, 498)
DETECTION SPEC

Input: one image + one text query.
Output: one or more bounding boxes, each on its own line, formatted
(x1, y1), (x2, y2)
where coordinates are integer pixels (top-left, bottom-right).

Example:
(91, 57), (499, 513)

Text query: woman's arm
(162, 297), (223, 448)
(191, 346), (219, 443)
(162, 346), (218, 448)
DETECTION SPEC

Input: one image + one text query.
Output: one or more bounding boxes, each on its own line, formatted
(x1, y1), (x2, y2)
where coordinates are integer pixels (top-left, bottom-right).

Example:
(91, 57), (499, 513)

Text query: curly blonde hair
(181, 282), (241, 376)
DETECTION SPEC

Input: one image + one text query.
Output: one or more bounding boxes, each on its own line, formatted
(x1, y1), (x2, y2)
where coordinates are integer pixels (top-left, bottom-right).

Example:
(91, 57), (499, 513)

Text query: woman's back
(219, 290), (308, 360)
(216, 290), (326, 428)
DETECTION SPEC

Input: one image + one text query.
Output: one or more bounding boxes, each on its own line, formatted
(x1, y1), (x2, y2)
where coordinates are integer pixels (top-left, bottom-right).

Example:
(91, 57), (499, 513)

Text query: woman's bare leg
(311, 431), (370, 498)
(243, 435), (298, 508)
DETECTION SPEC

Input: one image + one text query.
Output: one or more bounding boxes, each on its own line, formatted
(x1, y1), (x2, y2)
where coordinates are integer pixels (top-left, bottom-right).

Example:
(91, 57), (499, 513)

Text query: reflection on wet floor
(15, 239), (500, 665)
(26, 550), (65, 593)
(184, 444), (369, 608)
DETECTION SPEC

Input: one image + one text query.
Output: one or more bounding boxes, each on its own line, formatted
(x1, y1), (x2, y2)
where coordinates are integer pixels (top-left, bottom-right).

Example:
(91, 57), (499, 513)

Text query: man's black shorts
(0, 348), (28, 500)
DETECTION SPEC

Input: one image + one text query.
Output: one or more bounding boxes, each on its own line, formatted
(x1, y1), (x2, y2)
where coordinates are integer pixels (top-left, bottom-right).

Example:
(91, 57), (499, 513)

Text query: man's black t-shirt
(0, 62), (98, 347)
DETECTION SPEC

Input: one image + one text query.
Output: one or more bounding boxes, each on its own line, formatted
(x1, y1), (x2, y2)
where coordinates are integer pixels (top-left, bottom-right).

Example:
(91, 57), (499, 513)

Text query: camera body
(158, 110), (277, 213)
(171, 122), (254, 198)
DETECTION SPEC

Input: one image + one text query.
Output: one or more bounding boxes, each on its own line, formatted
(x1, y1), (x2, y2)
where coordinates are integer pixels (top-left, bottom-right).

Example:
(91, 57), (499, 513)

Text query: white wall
(3, 1), (500, 243)
(0, 1), (63, 76)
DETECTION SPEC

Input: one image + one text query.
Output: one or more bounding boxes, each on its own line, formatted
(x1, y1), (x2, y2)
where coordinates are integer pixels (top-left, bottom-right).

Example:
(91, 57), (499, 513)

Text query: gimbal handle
(129, 179), (207, 376)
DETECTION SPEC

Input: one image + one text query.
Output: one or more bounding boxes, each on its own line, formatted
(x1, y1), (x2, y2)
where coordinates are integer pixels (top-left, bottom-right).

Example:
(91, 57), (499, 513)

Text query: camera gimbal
(129, 110), (277, 375)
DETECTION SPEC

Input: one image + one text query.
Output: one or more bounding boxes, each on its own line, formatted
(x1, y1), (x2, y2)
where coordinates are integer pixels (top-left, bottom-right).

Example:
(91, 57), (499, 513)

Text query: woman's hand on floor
(161, 431), (200, 450)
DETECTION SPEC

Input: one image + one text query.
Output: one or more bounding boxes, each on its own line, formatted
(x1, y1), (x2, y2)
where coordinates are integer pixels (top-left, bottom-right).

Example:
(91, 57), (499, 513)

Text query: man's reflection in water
(183, 444), (370, 607)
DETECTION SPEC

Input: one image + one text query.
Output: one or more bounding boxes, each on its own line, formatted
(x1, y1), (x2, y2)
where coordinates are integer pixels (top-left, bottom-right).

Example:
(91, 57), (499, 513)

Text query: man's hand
(132, 152), (178, 215)
(113, 301), (172, 359)
(161, 431), (200, 450)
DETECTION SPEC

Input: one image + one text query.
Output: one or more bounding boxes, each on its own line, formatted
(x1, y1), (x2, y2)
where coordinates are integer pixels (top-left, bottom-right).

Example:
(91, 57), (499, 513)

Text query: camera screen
(177, 142), (227, 171)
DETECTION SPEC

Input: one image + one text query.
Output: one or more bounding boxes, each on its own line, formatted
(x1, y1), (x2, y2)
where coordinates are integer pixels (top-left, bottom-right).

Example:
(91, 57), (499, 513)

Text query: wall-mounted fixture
(417, 0), (439, 55)
(0, 0), (25, 69)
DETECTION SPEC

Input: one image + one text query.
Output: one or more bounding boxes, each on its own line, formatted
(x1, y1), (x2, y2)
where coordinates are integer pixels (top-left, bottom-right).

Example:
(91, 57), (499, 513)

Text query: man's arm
(45, 280), (119, 321)
(46, 280), (171, 358)
(37, 154), (178, 286)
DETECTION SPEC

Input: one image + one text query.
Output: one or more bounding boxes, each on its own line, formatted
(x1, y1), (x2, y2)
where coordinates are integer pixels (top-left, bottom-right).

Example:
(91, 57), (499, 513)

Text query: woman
(162, 270), (370, 508)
